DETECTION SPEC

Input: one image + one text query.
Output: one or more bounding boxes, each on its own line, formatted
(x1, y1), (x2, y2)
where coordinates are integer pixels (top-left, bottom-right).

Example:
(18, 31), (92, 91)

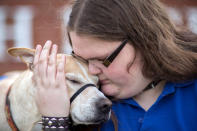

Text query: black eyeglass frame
(68, 32), (128, 67)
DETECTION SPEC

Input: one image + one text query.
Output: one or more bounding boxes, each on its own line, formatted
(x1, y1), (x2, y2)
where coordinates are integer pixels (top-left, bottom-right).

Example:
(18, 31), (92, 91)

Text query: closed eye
(68, 79), (81, 84)
(65, 73), (84, 85)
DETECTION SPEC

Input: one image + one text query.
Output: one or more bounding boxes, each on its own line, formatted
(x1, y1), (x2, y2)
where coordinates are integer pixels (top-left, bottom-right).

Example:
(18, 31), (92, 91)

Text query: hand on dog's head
(7, 47), (112, 125)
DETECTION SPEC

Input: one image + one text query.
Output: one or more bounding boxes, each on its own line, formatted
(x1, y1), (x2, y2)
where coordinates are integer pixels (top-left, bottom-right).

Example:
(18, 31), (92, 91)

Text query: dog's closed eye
(65, 73), (83, 85)
(67, 79), (81, 84)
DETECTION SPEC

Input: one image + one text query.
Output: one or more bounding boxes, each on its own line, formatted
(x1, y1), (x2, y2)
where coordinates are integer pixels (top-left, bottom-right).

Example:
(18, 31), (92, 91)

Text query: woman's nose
(88, 63), (101, 75)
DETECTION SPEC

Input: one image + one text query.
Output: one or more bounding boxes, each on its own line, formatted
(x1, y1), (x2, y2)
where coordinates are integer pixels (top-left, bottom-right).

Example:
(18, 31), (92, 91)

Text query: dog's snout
(96, 98), (112, 113)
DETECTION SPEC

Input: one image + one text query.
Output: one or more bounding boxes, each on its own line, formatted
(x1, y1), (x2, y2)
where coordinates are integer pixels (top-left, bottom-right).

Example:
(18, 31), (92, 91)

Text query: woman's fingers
(33, 45), (42, 73)
(38, 41), (52, 81)
(56, 55), (70, 112)
(33, 41), (70, 117)
(47, 44), (58, 83)
(56, 55), (66, 88)
(33, 45), (42, 86)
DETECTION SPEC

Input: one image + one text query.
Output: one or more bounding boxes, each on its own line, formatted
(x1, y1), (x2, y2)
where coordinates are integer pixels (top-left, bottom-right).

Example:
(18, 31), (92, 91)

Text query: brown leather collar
(5, 85), (19, 131)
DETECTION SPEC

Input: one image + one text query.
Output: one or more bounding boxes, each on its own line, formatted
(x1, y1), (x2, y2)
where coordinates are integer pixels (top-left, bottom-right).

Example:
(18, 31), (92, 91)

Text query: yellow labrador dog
(0, 48), (112, 131)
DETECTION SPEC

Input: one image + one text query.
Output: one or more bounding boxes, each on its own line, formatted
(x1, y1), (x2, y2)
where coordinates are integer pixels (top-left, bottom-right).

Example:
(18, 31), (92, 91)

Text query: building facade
(0, 0), (197, 75)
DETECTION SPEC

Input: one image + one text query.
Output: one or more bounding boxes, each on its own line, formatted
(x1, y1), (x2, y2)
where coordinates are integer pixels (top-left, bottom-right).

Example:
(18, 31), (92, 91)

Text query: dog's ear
(8, 48), (35, 69)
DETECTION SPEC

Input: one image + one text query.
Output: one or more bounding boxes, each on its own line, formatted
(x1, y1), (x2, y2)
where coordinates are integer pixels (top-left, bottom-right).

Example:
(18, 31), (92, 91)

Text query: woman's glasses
(68, 32), (128, 67)
(102, 39), (128, 67)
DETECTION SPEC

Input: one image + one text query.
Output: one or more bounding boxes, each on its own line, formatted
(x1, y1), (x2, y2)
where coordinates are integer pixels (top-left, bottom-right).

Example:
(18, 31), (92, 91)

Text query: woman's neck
(133, 80), (166, 111)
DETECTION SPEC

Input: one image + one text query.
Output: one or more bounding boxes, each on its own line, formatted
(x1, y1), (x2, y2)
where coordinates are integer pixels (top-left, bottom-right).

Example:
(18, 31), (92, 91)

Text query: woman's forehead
(70, 32), (107, 47)
(70, 32), (119, 58)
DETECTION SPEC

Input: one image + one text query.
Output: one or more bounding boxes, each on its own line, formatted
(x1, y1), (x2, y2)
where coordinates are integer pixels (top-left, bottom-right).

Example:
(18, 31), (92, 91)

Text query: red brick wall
(0, 0), (70, 75)
(0, 0), (196, 75)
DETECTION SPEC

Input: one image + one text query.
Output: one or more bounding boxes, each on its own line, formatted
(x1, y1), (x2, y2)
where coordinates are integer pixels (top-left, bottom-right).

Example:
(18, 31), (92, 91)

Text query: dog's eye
(67, 78), (81, 84)
(70, 80), (81, 84)
(65, 74), (83, 85)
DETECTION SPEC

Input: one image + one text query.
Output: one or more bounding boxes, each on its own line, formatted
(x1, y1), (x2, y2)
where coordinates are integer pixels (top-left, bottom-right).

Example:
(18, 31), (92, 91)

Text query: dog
(0, 47), (112, 131)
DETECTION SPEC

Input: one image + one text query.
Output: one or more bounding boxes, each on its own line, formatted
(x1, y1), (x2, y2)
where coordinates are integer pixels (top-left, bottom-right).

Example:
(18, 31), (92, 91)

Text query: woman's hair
(67, 0), (197, 82)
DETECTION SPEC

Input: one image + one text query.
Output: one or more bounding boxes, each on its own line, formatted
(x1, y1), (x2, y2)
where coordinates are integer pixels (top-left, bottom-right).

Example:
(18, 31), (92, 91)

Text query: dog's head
(8, 47), (112, 125)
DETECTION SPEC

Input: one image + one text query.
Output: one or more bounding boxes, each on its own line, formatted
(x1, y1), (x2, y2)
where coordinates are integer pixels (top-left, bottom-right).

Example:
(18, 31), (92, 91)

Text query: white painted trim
(0, 6), (7, 61)
(14, 6), (34, 48)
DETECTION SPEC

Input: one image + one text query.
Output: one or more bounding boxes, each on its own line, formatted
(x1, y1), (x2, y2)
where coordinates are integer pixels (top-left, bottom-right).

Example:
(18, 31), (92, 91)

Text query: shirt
(100, 79), (197, 131)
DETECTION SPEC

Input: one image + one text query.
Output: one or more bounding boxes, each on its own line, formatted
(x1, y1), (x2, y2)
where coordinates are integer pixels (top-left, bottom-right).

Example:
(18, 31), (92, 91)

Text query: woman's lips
(100, 80), (110, 85)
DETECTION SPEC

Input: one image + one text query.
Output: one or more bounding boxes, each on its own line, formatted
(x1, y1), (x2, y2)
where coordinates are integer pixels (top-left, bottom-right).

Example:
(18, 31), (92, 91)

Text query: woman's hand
(33, 40), (70, 117)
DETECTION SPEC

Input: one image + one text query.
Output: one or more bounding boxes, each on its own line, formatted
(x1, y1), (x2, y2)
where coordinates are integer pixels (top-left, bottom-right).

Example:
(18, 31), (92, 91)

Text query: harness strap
(70, 84), (96, 104)
(5, 85), (20, 131)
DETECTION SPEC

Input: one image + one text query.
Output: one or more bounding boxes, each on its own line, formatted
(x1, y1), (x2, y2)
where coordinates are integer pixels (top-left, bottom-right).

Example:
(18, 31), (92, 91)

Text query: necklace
(143, 79), (162, 92)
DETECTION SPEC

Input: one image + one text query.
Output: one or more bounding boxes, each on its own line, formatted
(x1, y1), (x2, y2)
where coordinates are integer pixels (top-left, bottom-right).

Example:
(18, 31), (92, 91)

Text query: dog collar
(70, 83), (96, 104)
(5, 85), (20, 131)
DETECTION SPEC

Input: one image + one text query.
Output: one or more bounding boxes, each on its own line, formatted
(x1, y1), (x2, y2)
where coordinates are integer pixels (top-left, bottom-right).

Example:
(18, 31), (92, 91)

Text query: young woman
(33, 0), (197, 130)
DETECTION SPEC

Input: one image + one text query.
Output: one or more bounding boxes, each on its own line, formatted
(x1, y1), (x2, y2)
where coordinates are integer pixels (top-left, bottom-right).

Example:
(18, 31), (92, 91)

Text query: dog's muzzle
(70, 83), (112, 125)
(70, 83), (96, 104)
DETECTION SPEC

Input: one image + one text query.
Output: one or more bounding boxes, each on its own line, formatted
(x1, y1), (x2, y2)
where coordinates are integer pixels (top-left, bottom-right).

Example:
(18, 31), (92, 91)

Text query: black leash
(70, 83), (96, 104)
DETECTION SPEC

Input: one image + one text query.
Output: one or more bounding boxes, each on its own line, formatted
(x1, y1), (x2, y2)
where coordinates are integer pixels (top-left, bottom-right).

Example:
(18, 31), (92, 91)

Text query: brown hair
(67, 0), (197, 82)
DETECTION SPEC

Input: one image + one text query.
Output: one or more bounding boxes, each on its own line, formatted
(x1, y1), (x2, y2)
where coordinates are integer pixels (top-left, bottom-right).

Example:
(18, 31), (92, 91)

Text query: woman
(33, 0), (197, 130)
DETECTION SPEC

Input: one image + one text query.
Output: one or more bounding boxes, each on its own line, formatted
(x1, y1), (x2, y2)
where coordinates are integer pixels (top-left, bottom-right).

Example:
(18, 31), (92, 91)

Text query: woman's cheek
(101, 83), (120, 97)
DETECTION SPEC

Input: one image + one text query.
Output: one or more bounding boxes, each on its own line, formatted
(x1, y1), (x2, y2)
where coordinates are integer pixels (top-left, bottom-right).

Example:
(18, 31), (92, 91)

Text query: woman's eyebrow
(68, 32), (106, 61)
(85, 55), (107, 61)
(73, 51), (105, 61)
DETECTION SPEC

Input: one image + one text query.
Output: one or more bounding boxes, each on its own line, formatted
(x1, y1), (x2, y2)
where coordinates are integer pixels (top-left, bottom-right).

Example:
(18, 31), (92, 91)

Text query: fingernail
(53, 44), (57, 49)
(46, 40), (52, 44)
(36, 45), (38, 49)
(36, 44), (41, 49)
(44, 40), (52, 47)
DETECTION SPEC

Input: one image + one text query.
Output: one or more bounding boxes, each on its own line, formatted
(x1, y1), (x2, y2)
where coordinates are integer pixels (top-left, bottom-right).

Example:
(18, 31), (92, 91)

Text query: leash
(5, 85), (20, 131)
(70, 83), (96, 104)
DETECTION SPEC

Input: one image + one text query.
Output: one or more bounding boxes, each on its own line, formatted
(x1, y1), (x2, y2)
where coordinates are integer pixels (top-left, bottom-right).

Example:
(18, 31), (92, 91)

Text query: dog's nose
(96, 98), (112, 113)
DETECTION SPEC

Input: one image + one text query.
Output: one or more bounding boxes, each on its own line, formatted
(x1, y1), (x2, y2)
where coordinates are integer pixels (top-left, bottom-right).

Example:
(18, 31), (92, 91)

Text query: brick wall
(0, 0), (70, 75)
(0, 0), (196, 75)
